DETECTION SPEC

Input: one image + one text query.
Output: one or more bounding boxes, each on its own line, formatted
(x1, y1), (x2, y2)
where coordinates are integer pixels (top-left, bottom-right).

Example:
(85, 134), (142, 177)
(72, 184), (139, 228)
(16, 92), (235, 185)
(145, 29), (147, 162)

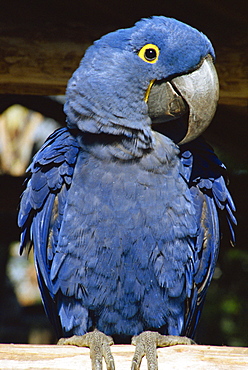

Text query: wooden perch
(0, 344), (247, 369)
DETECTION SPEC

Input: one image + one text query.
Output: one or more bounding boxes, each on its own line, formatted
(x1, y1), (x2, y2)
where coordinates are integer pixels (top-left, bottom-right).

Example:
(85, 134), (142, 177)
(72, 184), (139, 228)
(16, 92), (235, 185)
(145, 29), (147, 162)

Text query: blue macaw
(19, 16), (236, 369)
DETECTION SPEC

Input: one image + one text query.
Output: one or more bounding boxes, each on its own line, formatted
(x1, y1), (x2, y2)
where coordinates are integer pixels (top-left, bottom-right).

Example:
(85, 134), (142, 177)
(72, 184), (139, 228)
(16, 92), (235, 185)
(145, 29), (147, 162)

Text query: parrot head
(65, 16), (219, 148)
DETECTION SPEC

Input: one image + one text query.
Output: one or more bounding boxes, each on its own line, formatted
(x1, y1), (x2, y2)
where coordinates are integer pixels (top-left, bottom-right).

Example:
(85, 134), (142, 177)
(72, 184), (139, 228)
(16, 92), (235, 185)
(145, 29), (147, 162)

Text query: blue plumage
(19, 16), (235, 342)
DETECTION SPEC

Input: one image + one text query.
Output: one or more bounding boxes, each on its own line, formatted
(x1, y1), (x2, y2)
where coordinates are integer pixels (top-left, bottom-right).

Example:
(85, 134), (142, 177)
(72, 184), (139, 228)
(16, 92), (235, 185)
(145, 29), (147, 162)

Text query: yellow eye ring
(138, 44), (160, 64)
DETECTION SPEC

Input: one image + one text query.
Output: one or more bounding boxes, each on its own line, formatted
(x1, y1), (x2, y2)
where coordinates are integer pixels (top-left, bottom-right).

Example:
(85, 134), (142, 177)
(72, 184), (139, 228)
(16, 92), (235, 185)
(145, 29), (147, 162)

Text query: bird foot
(131, 331), (195, 370)
(58, 329), (115, 370)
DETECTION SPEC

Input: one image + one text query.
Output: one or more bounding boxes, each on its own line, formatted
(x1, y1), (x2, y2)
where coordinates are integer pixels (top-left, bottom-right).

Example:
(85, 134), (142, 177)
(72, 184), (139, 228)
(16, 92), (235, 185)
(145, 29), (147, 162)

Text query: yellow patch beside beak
(144, 79), (156, 103)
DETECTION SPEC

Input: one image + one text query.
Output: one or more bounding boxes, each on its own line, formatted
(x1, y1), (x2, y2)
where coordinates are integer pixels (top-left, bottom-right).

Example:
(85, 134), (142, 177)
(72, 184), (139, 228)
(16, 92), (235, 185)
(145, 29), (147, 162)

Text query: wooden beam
(0, 35), (90, 95)
(0, 344), (247, 369)
(0, 32), (247, 105)
(215, 46), (248, 106)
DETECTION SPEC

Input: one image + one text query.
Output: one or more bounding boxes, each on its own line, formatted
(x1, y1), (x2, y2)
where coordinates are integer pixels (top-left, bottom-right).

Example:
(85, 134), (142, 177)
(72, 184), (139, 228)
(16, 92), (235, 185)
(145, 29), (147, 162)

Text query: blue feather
(19, 16), (235, 341)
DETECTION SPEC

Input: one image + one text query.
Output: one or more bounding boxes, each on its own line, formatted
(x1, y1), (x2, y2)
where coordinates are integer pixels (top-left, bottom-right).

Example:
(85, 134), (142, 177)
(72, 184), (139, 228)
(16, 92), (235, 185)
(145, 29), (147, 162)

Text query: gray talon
(131, 331), (195, 370)
(58, 329), (115, 370)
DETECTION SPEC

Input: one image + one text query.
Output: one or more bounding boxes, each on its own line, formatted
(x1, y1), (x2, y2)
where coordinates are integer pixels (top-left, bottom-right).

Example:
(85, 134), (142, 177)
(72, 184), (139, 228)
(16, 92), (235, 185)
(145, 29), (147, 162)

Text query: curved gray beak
(147, 55), (219, 144)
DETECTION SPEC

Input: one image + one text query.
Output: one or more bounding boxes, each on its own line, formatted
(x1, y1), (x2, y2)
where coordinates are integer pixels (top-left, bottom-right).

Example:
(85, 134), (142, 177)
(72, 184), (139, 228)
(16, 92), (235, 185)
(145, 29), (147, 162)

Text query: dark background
(0, 0), (247, 346)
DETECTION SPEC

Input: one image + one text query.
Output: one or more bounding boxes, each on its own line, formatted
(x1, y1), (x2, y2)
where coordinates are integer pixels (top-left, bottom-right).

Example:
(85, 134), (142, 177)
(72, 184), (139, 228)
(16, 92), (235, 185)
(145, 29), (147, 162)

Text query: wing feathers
(18, 128), (80, 335)
(180, 138), (236, 336)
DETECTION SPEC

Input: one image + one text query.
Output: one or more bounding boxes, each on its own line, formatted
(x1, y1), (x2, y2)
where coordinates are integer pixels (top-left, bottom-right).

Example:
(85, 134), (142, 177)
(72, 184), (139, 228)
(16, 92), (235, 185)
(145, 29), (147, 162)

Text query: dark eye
(144, 48), (157, 61)
(138, 44), (160, 64)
